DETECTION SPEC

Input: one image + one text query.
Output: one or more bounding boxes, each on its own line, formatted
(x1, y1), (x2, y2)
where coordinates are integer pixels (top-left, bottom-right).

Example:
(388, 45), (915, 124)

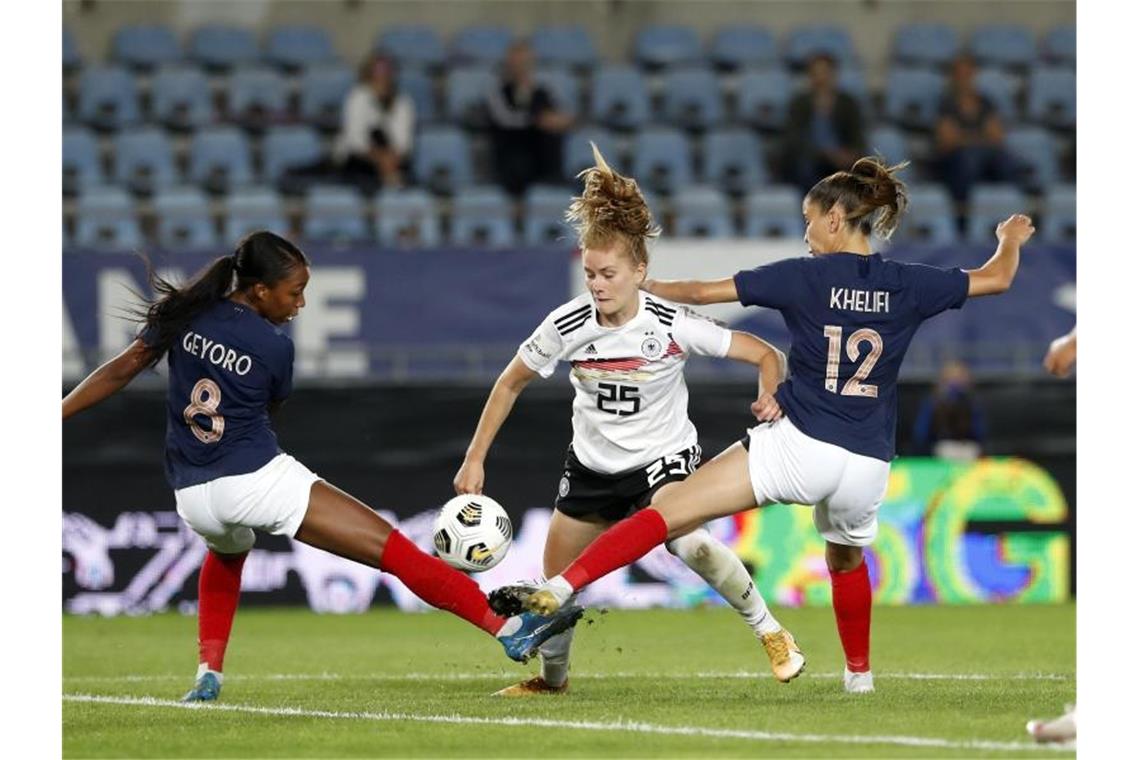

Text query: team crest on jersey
(641, 335), (664, 359)
(558, 475), (570, 498)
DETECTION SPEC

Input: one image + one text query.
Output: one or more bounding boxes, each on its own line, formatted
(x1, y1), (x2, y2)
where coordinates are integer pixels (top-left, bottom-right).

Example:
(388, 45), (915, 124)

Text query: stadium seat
(974, 67), (1020, 122)
(786, 24), (857, 67)
(398, 68), (437, 123)
(535, 67), (581, 119)
(451, 25), (514, 65)
(634, 25), (702, 69)
(224, 187), (289, 242)
(660, 66), (725, 130)
(735, 68), (792, 131)
(523, 184), (575, 245)
(77, 66), (141, 131)
(451, 185), (517, 248)
(883, 67), (944, 129)
(966, 184), (1029, 243)
(264, 25), (337, 70)
(590, 65), (651, 130)
(150, 65), (213, 131)
(673, 185), (734, 238)
(709, 26), (778, 70)
(1027, 66), (1076, 130)
(374, 188), (442, 247)
(970, 24), (1036, 69)
(226, 66), (289, 129)
(531, 25), (598, 70)
(299, 65), (355, 132)
(743, 186), (803, 238)
(563, 126), (621, 181)
(867, 125), (910, 166)
(153, 187), (219, 250)
(1041, 25), (1076, 67)
(375, 25), (447, 70)
(63, 128), (102, 197)
(112, 25), (181, 70)
(74, 187), (142, 250)
(1006, 126), (1060, 191)
(188, 127), (254, 193)
(189, 24), (259, 70)
(445, 65), (496, 128)
(701, 128), (767, 195)
(412, 127), (474, 194)
(303, 185), (369, 243)
(630, 128), (694, 195)
(895, 183), (957, 246)
(262, 125), (324, 186)
(113, 127), (178, 196)
(892, 23), (959, 68)
(63, 27), (81, 71)
(836, 67), (871, 113)
(1041, 184), (1076, 244)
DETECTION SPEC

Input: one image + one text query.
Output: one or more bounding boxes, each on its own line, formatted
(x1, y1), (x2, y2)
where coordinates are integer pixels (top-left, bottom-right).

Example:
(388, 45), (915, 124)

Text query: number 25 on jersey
(824, 326), (883, 398)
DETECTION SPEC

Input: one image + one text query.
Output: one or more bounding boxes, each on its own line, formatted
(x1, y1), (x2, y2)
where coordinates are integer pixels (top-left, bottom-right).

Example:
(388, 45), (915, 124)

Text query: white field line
(62, 693), (1073, 754)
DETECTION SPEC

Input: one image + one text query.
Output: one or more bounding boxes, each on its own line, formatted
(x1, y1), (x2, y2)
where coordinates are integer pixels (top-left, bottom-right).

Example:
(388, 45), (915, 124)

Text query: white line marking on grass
(62, 693), (1072, 754)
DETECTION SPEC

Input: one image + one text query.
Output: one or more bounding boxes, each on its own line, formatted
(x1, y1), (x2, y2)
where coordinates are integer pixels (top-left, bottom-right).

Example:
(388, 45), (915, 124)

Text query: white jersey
(518, 291), (733, 474)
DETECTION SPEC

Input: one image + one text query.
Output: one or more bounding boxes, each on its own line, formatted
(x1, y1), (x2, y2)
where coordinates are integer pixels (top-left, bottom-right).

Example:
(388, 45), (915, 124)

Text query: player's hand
(996, 214), (1035, 246)
(1043, 333), (1077, 377)
(751, 393), (783, 423)
(453, 459), (485, 495)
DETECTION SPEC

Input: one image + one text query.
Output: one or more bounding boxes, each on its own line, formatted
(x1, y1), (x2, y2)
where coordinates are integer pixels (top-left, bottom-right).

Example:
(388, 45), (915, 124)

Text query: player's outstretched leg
(182, 548), (248, 702)
(827, 542), (874, 693)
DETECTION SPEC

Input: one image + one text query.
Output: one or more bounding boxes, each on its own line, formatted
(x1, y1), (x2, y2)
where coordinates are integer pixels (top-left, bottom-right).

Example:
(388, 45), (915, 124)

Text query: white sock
(538, 591), (579, 687)
(196, 662), (223, 684)
(666, 529), (782, 636)
(541, 575), (575, 606)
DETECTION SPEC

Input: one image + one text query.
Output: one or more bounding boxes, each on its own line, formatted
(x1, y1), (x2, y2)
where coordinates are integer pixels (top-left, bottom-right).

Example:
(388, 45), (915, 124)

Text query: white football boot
(843, 667), (875, 694)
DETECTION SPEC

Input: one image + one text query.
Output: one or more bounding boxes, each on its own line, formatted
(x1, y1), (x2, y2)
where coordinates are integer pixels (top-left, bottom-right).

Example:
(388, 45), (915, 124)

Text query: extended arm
(62, 339), (157, 420)
(724, 331), (787, 422)
(1043, 326), (1077, 378)
(453, 356), (539, 494)
(966, 214), (1035, 297)
(642, 277), (739, 306)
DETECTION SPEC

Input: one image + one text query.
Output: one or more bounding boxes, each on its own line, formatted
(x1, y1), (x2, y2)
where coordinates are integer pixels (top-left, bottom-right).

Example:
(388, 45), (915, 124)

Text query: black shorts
(554, 443), (702, 523)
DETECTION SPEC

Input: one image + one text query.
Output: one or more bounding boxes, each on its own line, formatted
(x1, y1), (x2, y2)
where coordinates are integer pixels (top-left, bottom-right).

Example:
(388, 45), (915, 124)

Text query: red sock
(562, 508), (668, 590)
(197, 550), (248, 672)
(830, 560), (872, 672)
(379, 530), (505, 635)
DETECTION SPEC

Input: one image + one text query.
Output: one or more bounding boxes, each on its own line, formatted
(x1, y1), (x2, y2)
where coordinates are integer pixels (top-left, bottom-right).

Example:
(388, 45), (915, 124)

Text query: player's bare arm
(966, 214), (1035, 297)
(642, 277), (739, 305)
(1043, 326), (1077, 377)
(724, 332), (786, 422)
(62, 338), (156, 420)
(454, 356), (538, 495)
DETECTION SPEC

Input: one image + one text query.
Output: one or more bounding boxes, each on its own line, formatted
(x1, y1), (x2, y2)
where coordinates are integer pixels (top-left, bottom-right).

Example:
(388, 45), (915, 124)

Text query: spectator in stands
(911, 360), (987, 461)
(332, 53), (415, 191)
(485, 40), (573, 195)
(781, 53), (866, 193)
(933, 54), (1015, 214)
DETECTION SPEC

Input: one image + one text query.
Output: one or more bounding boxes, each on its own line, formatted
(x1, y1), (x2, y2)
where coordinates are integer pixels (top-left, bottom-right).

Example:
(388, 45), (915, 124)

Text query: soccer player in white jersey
(454, 145), (802, 696)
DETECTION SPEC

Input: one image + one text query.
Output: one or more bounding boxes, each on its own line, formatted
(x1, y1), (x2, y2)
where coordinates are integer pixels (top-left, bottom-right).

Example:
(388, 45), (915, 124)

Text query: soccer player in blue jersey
(505, 156), (1036, 693)
(62, 231), (583, 702)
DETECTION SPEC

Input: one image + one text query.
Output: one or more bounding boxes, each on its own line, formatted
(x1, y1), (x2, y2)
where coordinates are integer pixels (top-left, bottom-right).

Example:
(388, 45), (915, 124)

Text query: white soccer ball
(432, 494), (513, 572)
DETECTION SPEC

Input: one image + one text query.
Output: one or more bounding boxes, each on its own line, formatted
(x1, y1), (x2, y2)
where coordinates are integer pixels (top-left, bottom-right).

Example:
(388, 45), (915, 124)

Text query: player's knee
(825, 542), (863, 572)
(666, 530), (712, 568)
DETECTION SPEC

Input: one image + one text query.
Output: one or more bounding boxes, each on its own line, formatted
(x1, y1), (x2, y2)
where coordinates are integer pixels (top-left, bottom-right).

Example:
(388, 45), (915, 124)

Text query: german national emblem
(641, 335), (663, 359)
(456, 501), (482, 526)
(558, 476), (570, 498)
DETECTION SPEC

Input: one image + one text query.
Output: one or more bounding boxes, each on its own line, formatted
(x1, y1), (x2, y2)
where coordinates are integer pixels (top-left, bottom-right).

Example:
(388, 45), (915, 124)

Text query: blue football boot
(497, 606), (585, 663)
(181, 671), (222, 702)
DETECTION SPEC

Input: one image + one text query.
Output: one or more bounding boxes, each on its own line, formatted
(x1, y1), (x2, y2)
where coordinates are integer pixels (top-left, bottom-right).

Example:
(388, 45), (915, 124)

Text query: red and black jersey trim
(554, 303), (592, 336)
(644, 297), (677, 326)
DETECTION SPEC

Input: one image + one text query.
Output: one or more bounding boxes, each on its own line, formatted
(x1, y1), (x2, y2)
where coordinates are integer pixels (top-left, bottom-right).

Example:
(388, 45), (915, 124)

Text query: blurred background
(62, 0), (1075, 617)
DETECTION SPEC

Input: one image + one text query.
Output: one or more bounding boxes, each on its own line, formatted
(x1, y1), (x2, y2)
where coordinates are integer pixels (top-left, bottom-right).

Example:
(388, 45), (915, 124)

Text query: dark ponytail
(133, 231), (308, 363)
(807, 156), (910, 240)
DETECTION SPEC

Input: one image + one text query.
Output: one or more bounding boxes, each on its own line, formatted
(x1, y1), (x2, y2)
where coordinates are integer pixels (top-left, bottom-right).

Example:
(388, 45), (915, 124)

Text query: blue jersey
(143, 300), (294, 489)
(734, 253), (969, 461)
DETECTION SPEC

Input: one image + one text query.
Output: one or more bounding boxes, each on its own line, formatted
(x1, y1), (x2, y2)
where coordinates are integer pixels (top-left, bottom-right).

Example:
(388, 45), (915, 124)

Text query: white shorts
(174, 453), (321, 554)
(743, 417), (890, 547)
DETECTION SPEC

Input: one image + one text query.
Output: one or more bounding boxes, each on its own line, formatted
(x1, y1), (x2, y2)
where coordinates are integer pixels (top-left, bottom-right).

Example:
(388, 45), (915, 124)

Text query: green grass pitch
(64, 604), (1075, 758)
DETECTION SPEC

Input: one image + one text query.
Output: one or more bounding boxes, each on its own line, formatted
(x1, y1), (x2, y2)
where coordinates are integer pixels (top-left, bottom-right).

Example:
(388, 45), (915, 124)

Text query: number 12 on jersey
(823, 326), (883, 398)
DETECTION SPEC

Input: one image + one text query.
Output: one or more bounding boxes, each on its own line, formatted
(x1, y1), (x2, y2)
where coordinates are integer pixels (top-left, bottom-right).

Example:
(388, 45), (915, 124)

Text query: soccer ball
(432, 494), (513, 572)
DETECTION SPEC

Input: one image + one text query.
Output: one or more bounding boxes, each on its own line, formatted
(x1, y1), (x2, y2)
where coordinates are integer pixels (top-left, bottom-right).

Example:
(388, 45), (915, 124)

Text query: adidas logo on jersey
(585, 344), (597, 355)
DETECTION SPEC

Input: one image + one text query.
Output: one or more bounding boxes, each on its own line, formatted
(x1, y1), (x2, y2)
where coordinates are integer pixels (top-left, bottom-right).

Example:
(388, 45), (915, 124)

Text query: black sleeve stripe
(554, 303), (592, 328)
(644, 297), (677, 315)
(556, 313), (591, 335)
(644, 302), (675, 326)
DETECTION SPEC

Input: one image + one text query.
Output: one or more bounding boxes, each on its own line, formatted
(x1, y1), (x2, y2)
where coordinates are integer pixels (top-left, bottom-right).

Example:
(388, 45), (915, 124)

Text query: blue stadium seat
(188, 127), (254, 193)
(523, 184), (575, 245)
(966, 184), (1029, 243)
(660, 66), (724, 130)
(1041, 184), (1076, 244)
(701, 128), (767, 195)
(974, 67), (1019, 122)
(970, 24), (1036, 69)
(786, 24), (857, 67)
(299, 65), (354, 132)
(744, 186), (802, 238)
(564, 126), (621, 181)
(154, 187), (218, 250)
(75, 187), (142, 250)
(451, 25), (514, 65)
(112, 25), (181, 70)
(590, 65), (651, 130)
(77, 66), (141, 131)
(883, 67), (944, 129)
(375, 26), (447, 69)
(451, 185), (517, 248)
(634, 25), (702, 69)
(412, 127), (474, 194)
(673, 186), (734, 238)
(531, 25), (598, 70)
(224, 187), (289, 242)
(709, 26), (778, 70)
(535, 67), (580, 119)
(1005, 126), (1060, 191)
(189, 25), (259, 70)
(150, 65), (213, 131)
(445, 65), (496, 127)
(735, 68), (792, 131)
(867, 125), (910, 166)
(895, 183), (957, 246)
(891, 23), (959, 68)
(1027, 66), (1076, 130)
(303, 185), (369, 243)
(63, 128), (102, 196)
(375, 188), (442, 247)
(113, 128), (177, 196)
(264, 25), (337, 70)
(262, 126), (324, 186)
(631, 128), (694, 194)
(836, 67), (871, 113)
(1041, 25), (1076, 67)
(63, 27), (81, 71)
(398, 68), (437, 123)
(227, 66), (288, 127)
